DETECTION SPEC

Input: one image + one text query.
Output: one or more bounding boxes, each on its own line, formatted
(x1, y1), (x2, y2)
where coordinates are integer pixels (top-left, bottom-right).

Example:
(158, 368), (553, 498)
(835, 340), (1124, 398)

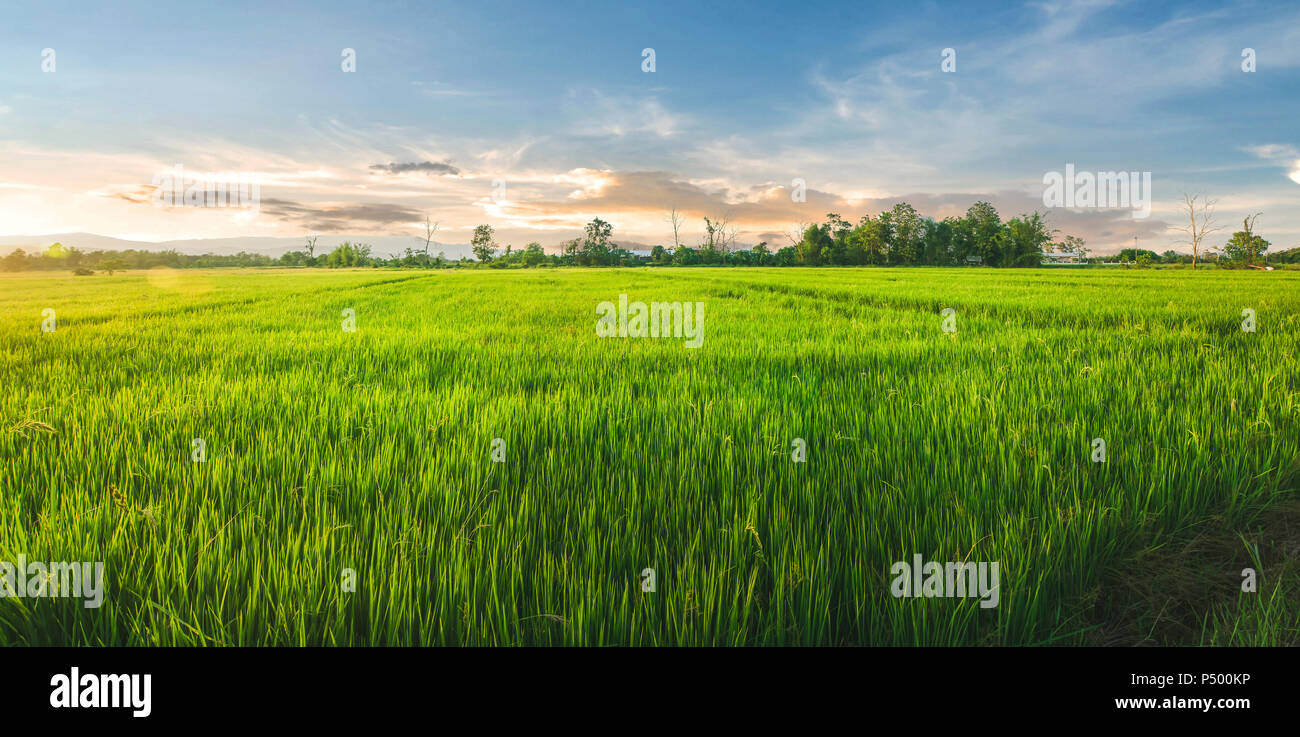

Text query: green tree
(1221, 214), (1268, 265)
(964, 201), (1003, 264)
(471, 224), (497, 263)
(2, 248), (29, 271)
(582, 218), (614, 265)
(999, 212), (1054, 267)
(326, 241), (362, 267)
(521, 242), (547, 267)
(849, 215), (887, 265)
(700, 216), (737, 264)
(796, 223), (832, 265)
(100, 257), (126, 275)
(925, 217), (960, 265)
(885, 202), (923, 264)
(1221, 231), (1269, 265)
(1117, 247), (1158, 263)
(560, 238), (581, 265)
(1056, 234), (1089, 259)
(823, 213), (852, 264)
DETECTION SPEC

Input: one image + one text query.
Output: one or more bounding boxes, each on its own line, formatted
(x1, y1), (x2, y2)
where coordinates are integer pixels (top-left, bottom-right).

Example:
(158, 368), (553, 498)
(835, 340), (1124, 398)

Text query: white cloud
(565, 90), (687, 139)
(1244, 144), (1300, 186)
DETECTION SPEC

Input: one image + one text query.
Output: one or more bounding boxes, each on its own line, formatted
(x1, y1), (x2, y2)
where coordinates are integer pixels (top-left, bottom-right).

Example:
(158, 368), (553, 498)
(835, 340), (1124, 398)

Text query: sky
(1, 0), (1298, 254)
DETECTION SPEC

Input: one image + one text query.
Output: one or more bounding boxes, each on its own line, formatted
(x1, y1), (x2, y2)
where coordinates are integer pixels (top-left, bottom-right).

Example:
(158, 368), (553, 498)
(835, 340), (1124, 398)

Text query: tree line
(3, 201), (1291, 273)
(460, 203), (1060, 267)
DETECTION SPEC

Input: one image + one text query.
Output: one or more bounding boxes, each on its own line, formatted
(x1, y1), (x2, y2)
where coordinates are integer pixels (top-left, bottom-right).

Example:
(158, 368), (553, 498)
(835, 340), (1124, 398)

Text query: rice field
(2, 266), (1298, 646)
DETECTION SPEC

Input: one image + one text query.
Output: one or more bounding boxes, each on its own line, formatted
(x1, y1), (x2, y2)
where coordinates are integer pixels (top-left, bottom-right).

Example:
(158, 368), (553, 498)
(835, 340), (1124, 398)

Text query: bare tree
(666, 207), (684, 250)
(1173, 193), (1224, 269)
(722, 217), (739, 251)
(785, 221), (812, 247)
(304, 234), (319, 259)
(421, 216), (440, 257)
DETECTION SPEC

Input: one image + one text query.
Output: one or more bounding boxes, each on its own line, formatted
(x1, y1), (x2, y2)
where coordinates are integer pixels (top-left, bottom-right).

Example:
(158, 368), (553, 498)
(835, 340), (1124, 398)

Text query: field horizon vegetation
(5, 200), (1299, 274)
(2, 265), (1297, 646)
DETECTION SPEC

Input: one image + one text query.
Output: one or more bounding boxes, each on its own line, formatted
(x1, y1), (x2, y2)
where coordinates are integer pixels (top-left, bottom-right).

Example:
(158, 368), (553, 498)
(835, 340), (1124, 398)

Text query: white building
(1041, 252), (1084, 265)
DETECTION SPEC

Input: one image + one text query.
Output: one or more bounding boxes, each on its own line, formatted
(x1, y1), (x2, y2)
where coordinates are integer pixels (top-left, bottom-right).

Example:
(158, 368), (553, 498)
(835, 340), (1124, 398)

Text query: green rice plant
(1, 266), (1296, 645)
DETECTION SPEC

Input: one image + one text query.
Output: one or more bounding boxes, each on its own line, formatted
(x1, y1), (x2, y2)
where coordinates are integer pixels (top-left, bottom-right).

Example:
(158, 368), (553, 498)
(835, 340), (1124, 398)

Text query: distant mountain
(0, 233), (476, 260)
(0, 233), (154, 252)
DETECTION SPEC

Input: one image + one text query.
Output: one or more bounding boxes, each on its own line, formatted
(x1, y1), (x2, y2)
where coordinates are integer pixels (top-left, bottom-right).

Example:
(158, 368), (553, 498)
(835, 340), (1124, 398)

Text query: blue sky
(1, 0), (1298, 253)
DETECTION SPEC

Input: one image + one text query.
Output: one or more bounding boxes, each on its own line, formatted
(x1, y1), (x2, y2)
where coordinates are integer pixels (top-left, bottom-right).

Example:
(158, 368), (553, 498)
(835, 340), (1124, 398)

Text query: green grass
(2, 266), (1297, 645)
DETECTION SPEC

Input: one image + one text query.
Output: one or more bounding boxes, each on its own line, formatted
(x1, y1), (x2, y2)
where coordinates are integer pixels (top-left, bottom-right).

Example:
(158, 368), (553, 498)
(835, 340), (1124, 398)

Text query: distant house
(964, 255), (983, 265)
(1041, 252), (1084, 265)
